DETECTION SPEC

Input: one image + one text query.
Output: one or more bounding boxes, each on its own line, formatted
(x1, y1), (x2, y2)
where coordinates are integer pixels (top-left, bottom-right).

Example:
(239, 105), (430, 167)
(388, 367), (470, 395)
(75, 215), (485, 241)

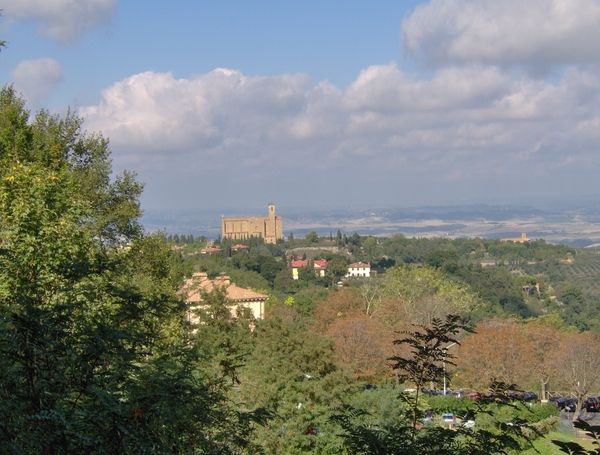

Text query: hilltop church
(221, 203), (283, 244)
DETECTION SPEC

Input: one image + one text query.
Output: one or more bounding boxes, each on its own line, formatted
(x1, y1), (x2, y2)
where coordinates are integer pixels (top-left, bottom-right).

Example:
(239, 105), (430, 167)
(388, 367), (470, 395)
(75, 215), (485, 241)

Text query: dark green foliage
(274, 267), (297, 293)
(291, 285), (329, 316)
(297, 261), (317, 285)
(371, 257), (396, 273)
(425, 250), (459, 269)
(192, 244), (285, 289)
(238, 310), (355, 453)
(230, 251), (285, 286)
(305, 231), (319, 243)
(0, 87), (263, 454)
(451, 264), (532, 319)
(562, 284), (585, 306)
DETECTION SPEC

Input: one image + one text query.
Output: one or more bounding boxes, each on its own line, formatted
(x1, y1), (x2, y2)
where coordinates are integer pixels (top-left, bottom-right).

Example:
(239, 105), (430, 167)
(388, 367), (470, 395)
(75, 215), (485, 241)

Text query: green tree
(239, 310), (355, 453)
(380, 266), (480, 325)
(305, 231), (319, 244)
(0, 88), (263, 454)
(363, 236), (378, 258)
(425, 250), (458, 269)
(326, 254), (348, 283)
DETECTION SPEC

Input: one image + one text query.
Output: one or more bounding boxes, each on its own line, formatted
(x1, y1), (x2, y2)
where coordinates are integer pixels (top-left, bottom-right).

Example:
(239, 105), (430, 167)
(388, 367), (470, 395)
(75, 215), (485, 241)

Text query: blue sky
(2, 0), (600, 211)
(2, 1), (422, 103)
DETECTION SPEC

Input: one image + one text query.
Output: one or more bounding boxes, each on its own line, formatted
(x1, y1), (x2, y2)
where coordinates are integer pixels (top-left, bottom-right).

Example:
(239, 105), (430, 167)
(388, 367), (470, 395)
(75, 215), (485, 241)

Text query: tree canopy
(0, 87), (264, 454)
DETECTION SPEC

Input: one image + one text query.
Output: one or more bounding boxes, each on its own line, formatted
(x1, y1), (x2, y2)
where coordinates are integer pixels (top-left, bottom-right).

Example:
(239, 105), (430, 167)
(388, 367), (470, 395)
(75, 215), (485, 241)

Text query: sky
(2, 0), (600, 211)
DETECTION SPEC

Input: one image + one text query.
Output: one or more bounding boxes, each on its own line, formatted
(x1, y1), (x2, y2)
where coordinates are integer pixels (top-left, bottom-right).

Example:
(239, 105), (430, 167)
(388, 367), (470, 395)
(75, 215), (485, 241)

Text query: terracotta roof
(291, 260), (309, 268)
(313, 259), (328, 269)
(231, 244), (249, 250)
(183, 275), (267, 303)
(348, 262), (370, 268)
(201, 247), (222, 253)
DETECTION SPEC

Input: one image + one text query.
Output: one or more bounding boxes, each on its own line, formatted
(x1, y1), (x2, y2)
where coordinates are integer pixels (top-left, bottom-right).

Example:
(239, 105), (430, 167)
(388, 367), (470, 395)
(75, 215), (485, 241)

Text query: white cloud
(80, 70), (313, 161)
(11, 58), (64, 105)
(344, 64), (511, 112)
(74, 0), (600, 209)
(78, 64), (600, 184)
(401, 0), (600, 70)
(4, 0), (117, 44)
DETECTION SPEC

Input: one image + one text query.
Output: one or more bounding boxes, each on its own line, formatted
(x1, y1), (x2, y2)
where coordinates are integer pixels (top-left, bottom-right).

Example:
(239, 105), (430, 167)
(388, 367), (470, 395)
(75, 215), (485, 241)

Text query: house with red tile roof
(200, 247), (222, 255)
(291, 259), (308, 280)
(290, 259), (328, 280)
(313, 259), (328, 277)
(182, 272), (267, 321)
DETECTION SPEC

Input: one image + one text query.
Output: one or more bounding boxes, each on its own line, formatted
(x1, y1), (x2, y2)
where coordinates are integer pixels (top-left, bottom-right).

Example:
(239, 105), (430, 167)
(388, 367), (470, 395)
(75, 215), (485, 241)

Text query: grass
(519, 431), (598, 454)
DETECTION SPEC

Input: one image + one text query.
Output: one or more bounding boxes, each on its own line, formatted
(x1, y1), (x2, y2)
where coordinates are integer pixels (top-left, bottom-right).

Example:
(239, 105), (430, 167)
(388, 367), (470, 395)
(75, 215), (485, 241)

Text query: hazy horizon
(141, 197), (600, 247)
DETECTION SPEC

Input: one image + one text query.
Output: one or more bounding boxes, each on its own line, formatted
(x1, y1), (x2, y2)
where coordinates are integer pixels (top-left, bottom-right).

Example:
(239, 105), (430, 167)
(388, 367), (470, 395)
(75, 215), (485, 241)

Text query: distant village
(171, 204), (563, 323)
(177, 203), (372, 320)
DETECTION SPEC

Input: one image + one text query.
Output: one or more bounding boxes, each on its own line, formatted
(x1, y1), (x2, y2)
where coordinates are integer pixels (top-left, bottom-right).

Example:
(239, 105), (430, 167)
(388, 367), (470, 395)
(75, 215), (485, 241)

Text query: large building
(221, 203), (282, 244)
(501, 233), (531, 243)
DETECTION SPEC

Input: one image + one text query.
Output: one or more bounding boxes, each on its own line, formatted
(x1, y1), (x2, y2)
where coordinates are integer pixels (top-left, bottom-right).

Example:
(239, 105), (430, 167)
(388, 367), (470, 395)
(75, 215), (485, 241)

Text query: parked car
(556, 397), (578, 412)
(506, 390), (524, 401)
(442, 413), (456, 424)
(467, 392), (481, 402)
(461, 419), (476, 428)
(422, 389), (438, 396)
(584, 396), (600, 412)
(422, 410), (434, 423)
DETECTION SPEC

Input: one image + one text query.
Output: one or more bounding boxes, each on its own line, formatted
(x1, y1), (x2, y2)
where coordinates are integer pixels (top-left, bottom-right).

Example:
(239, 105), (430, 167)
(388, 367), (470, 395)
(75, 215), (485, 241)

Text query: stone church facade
(221, 203), (282, 244)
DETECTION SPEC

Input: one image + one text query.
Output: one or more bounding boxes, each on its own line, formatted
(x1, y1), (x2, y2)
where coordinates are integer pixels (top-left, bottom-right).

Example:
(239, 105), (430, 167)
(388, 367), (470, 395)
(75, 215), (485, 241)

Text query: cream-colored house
(183, 272), (267, 321)
(313, 259), (328, 277)
(291, 259), (308, 280)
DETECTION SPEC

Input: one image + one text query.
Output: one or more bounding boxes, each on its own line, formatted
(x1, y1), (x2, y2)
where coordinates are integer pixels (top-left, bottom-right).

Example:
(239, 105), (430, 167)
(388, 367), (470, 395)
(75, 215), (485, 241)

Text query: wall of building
(221, 204), (282, 244)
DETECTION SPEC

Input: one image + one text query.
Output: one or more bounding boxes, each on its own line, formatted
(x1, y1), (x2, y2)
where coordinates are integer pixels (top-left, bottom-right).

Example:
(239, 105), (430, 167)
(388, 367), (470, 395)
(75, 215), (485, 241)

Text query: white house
(346, 262), (371, 278)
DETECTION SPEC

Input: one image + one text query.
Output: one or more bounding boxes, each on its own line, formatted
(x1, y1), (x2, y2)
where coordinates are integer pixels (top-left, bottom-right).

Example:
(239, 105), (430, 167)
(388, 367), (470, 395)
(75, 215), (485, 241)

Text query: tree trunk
(540, 378), (547, 401)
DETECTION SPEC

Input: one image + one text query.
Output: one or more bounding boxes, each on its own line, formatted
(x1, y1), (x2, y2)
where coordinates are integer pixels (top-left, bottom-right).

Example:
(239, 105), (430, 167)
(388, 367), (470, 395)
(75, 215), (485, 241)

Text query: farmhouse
(290, 259), (328, 280)
(346, 262), (371, 278)
(183, 272), (267, 321)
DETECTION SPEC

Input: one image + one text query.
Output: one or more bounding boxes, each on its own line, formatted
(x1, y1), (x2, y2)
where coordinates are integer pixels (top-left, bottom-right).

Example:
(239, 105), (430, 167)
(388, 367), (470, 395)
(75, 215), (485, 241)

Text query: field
(557, 250), (600, 299)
